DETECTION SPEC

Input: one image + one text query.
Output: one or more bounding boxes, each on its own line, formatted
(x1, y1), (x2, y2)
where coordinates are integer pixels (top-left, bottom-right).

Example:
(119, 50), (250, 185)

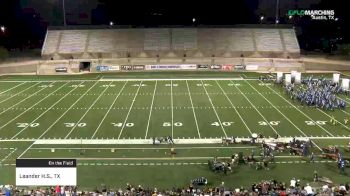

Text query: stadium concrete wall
(0, 61), (38, 74)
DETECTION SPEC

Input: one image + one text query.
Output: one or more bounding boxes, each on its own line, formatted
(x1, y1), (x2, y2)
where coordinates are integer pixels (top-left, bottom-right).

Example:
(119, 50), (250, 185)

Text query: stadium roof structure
(41, 26), (300, 60)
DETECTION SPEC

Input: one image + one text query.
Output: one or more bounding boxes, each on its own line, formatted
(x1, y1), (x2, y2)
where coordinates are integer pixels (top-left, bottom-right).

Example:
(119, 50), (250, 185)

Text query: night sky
(0, 0), (348, 51)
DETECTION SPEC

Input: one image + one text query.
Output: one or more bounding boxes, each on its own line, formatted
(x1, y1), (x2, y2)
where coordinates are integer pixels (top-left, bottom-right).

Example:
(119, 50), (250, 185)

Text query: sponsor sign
(221, 64), (233, 71)
(96, 65), (109, 71)
(197, 65), (209, 69)
(245, 65), (259, 71)
(234, 65), (245, 70)
(210, 65), (221, 70)
(133, 65), (145, 70)
(145, 64), (197, 70)
(16, 159), (76, 186)
(55, 67), (67, 73)
(121, 65), (132, 70)
(109, 65), (120, 71)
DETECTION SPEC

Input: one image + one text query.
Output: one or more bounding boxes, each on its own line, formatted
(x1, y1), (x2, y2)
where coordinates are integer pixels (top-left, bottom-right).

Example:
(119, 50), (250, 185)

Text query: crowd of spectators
(1, 179), (349, 196)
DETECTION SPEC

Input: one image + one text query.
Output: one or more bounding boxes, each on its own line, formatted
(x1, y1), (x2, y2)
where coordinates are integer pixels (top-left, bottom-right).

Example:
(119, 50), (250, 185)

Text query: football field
(0, 72), (349, 188)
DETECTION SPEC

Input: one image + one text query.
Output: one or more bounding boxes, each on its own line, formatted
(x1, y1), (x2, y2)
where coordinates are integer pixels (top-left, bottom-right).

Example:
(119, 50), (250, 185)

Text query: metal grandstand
(41, 25), (300, 60)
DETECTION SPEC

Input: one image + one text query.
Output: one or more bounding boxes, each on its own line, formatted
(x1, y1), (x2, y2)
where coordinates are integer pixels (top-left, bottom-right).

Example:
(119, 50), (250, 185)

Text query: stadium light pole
(62, 0), (67, 27)
(275, 0), (279, 25)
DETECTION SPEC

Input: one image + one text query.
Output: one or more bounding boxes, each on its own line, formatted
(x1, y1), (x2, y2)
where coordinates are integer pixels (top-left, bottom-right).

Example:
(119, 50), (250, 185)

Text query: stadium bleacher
(254, 29), (284, 52)
(280, 29), (300, 53)
(41, 27), (300, 60)
(58, 30), (88, 54)
(87, 30), (115, 53)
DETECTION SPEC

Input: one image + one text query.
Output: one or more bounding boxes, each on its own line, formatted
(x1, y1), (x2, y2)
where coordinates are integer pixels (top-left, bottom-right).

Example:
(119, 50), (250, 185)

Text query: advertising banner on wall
(245, 65), (259, 71)
(133, 65), (145, 70)
(145, 64), (197, 70)
(197, 64), (209, 69)
(55, 67), (67, 73)
(121, 65), (133, 71)
(96, 65), (109, 71)
(210, 65), (222, 70)
(234, 65), (245, 70)
(221, 64), (233, 71)
(109, 66), (120, 71)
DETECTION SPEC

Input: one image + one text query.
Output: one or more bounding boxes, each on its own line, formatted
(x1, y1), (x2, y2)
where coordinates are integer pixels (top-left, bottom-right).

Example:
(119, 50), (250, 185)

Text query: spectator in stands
(304, 183), (314, 196)
(290, 178), (296, 188)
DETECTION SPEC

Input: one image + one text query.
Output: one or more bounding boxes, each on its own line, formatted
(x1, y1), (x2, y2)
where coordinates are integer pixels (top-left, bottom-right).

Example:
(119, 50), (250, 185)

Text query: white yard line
(64, 81), (113, 139)
(338, 97), (350, 105)
(11, 82), (86, 139)
(30, 146), (258, 150)
(185, 80), (201, 138)
(6, 135), (350, 143)
(0, 82), (39, 105)
(245, 80), (307, 137)
(265, 84), (335, 136)
(0, 82), (60, 131)
(0, 78), (259, 83)
(0, 82), (26, 95)
(340, 109), (350, 116)
(171, 80), (174, 138)
(316, 108), (350, 131)
(117, 81), (143, 139)
(91, 82), (128, 139)
(230, 80), (280, 136)
(144, 81), (158, 139)
(0, 148), (17, 163)
(99, 78), (257, 81)
(200, 80), (228, 137)
(17, 81), (100, 158)
(215, 80), (252, 135)
(298, 86), (350, 131)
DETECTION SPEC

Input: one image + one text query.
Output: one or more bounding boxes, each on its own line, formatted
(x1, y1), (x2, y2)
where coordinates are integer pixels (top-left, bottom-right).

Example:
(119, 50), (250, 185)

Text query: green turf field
(0, 72), (349, 189)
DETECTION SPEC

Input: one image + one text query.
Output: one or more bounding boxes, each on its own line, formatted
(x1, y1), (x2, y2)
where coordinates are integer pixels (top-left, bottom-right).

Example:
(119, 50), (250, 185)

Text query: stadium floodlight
(110, 21), (114, 26)
(0, 26), (5, 33)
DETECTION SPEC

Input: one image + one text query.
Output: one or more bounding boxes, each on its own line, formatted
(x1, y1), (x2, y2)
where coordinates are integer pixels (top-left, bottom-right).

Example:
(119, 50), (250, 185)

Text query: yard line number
(70, 84), (85, 87)
(211, 122), (233, 126)
(16, 123), (39, 128)
(259, 121), (280, 126)
(111, 122), (134, 127)
(228, 83), (241, 86)
(38, 84), (54, 88)
(163, 122), (183, 127)
(305, 121), (327, 125)
(196, 83), (211, 87)
(64, 123), (86, 127)
(165, 83), (178, 87)
(101, 84), (115, 87)
(258, 83), (272, 86)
